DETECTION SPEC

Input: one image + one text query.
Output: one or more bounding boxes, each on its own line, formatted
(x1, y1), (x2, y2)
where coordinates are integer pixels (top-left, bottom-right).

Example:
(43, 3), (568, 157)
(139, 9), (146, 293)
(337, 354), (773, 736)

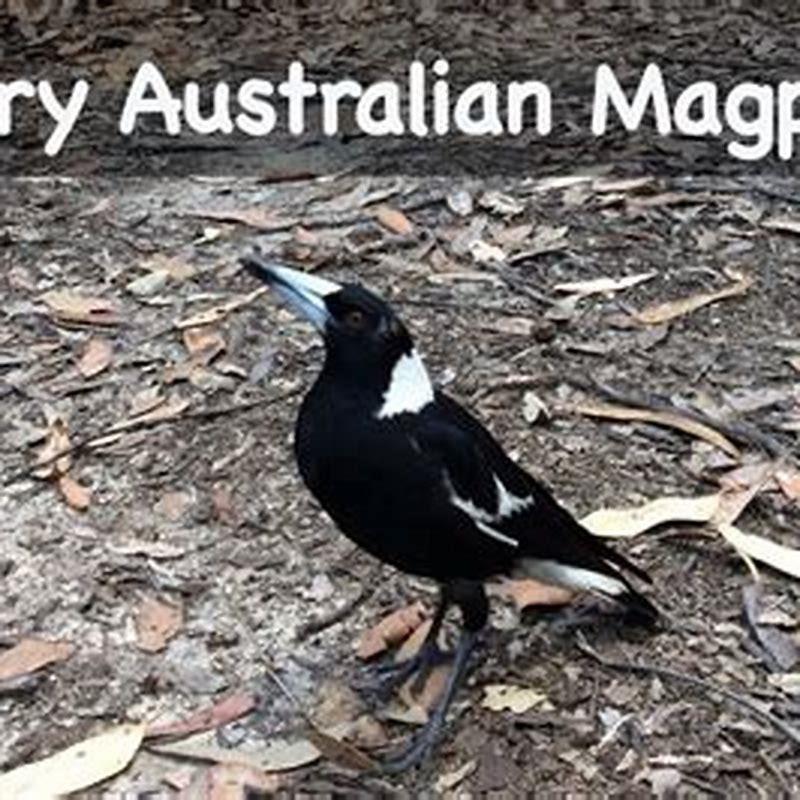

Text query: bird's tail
(514, 556), (658, 627)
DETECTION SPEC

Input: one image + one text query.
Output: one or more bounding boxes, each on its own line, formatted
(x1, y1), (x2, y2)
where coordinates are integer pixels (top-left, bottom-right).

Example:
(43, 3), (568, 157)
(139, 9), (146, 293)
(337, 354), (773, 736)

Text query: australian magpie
(242, 254), (657, 770)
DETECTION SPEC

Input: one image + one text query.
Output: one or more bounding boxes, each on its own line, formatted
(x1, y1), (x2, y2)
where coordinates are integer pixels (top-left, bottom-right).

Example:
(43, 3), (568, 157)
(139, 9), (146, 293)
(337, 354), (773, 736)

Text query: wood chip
(574, 401), (740, 457)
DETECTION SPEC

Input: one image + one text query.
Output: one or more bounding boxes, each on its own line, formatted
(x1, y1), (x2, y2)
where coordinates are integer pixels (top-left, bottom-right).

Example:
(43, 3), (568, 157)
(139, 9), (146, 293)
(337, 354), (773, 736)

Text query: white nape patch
(516, 558), (626, 596)
(376, 349), (434, 419)
(494, 475), (534, 519)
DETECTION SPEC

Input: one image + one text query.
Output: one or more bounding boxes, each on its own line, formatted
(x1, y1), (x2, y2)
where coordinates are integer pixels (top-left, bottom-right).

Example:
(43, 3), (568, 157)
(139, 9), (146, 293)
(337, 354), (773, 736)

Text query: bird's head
(243, 255), (432, 415)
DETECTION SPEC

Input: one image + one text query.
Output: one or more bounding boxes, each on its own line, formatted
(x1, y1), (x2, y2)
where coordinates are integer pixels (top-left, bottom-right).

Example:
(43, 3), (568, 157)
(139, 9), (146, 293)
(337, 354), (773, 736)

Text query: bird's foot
(378, 705), (449, 774)
(354, 640), (451, 704)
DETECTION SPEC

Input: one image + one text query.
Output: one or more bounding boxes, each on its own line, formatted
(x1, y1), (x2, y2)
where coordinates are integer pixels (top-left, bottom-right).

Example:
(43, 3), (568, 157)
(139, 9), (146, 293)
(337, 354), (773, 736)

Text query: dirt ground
(2, 3), (800, 798)
(1, 170), (799, 797)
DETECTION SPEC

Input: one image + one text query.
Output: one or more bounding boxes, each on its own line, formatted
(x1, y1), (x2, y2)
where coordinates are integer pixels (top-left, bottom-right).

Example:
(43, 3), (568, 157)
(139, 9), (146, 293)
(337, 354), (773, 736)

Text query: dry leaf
(127, 270), (169, 297)
(305, 726), (375, 771)
(136, 597), (183, 653)
(581, 494), (720, 538)
(0, 638), (74, 681)
(627, 191), (714, 208)
(592, 176), (653, 193)
(633, 273), (753, 325)
(77, 337), (113, 378)
(553, 272), (656, 296)
(482, 683), (547, 714)
(180, 763), (282, 799)
(483, 316), (536, 337)
(574, 402), (740, 457)
(182, 326), (226, 358)
(713, 462), (775, 525)
(374, 205), (414, 235)
(34, 415), (72, 478)
(775, 467), (800, 501)
(111, 395), (190, 432)
(189, 208), (287, 230)
(718, 523), (800, 580)
(789, 356), (800, 374)
(180, 763), (281, 799)
(176, 288), (267, 329)
(434, 759), (478, 793)
(58, 474), (91, 511)
(42, 290), (121, 326)
(491, 578), (574, 610)
(356, 601), (428, 660)
(761, 216), (800, 236)
(0, 723), (145, 798)
(147, 692), (257, 739)
(470, 239), (506, 264)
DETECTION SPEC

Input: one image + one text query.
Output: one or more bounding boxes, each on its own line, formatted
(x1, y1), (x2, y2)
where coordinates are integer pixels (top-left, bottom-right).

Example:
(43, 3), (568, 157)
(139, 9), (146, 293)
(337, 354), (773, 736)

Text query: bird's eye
(344, 309), (366, 330)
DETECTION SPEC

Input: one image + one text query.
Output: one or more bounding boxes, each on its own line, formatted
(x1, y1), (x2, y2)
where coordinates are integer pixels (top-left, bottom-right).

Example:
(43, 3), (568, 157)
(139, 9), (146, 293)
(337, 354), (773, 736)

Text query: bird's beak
(241, 254), (341, 332)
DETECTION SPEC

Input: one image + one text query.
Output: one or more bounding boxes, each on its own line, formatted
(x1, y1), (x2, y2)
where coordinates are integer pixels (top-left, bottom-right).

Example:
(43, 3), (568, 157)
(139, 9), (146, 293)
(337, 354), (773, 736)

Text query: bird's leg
(357, 587), (451, 702)
(380, 628), (478, 774)
(379, 580), (488, 773)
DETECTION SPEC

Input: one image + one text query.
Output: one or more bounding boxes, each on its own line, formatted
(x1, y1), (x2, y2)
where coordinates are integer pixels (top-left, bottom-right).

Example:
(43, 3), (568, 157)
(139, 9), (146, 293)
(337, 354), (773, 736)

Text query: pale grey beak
(241, 254), (341, 332)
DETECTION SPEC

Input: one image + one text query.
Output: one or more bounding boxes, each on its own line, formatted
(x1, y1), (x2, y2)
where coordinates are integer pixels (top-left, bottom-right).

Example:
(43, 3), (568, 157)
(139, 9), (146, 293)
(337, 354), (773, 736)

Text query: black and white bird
(243, 254), (657, 769)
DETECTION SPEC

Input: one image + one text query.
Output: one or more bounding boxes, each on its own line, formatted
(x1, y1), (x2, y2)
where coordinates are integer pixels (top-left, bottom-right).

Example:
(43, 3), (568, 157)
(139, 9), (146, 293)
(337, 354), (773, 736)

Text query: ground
(2, 171), (799, 797)
(1, 3), (800, 798)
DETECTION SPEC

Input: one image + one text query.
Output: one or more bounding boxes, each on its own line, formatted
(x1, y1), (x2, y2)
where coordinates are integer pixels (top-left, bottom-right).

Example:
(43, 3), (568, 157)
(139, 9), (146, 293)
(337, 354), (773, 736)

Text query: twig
(575, 633), (800, 749)
(295, 580), (377, 643)
(576, 377), (787, 458)
(5, 389), (302, 487)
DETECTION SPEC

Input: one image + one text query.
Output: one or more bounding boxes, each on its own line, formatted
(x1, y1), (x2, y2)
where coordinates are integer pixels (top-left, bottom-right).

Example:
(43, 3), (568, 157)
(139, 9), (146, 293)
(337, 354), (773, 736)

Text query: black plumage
(243, 254), (657, 769)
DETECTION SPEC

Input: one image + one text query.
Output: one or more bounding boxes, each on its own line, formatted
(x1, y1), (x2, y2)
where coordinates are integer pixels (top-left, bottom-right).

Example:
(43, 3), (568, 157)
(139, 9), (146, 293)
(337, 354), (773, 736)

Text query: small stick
(575, 633), (800, 749)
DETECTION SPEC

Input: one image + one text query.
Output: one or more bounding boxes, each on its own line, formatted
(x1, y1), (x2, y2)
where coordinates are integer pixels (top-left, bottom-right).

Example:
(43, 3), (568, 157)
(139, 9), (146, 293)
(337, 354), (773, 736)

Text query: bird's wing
(429, 391), (653, 586)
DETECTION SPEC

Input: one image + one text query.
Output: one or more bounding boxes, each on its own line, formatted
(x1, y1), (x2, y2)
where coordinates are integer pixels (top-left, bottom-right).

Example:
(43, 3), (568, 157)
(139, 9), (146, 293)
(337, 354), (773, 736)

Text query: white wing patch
(446, 472), (534, 549)
(515, 558), (626, 596)
(376, 349), (434, 419)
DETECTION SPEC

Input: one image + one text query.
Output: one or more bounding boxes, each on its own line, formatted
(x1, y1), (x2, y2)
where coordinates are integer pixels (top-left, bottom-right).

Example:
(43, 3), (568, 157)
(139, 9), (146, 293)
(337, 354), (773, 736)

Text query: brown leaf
(112, 395), (190, 432)
(491, 579), (574, 611)
(34, 414), (71, 478)
(178, 763), (282, 800)
(42, 290), (121, 326)
(147, 692), (257, 739)
(789, 356), (800, 374)
(374, 205), (414, 235)
(574, 401), (740, 457)
(0, 638), (74, 681)
(776, 467), (800, 501)
(135, 597), (183, 653)
(77, 337), (113, 378)
(58, 474), (91, 511)
(633, 272), (753, 325)
(356, 601), (428, 660)
(627, 190), (714, 208)
(305, 726), (375, 772)
(182, 326), (226, 358)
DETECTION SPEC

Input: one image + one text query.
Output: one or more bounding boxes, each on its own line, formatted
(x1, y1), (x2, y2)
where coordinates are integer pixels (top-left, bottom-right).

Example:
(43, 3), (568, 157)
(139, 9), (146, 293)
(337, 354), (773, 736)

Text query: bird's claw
(354, 641), (451, 704)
